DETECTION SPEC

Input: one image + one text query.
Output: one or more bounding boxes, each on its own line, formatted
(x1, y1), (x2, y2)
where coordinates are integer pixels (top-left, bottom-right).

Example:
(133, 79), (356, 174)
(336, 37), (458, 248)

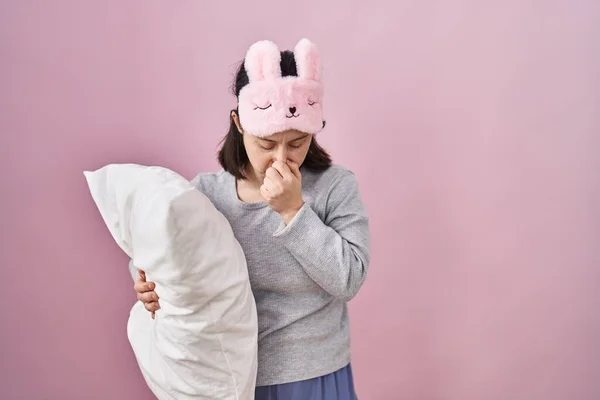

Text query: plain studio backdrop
(1, 1), (599, 399)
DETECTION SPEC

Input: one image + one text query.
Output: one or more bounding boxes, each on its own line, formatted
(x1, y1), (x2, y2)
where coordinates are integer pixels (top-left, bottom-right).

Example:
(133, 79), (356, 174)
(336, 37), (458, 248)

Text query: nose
(289, 107), (296, 115)
(273, 145), (288, 163)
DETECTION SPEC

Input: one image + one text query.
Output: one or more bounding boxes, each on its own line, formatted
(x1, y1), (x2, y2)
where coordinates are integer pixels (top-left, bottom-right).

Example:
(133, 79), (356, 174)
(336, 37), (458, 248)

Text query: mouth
(286, 114), (300, 119)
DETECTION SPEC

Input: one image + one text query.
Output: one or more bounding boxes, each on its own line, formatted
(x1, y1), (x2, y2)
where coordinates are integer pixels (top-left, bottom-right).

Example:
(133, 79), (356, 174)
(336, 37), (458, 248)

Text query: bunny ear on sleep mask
(237, 38), (325, 138)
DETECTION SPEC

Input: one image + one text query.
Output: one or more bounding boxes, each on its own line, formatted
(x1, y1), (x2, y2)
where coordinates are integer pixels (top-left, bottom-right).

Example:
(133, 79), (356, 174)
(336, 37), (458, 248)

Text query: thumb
(287, 161), (302, 180)
(137, 268), (146, 282)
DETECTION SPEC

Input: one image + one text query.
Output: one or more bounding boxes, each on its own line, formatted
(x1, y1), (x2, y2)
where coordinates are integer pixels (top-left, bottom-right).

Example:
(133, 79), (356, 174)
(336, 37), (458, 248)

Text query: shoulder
(189, 169), (231, 196)
(301, 164), (365, 215)
(301, 164), (359, 193)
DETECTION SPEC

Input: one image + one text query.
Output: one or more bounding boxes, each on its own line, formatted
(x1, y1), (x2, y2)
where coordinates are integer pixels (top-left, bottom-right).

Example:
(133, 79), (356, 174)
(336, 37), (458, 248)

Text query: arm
(272, 170), (370, 301)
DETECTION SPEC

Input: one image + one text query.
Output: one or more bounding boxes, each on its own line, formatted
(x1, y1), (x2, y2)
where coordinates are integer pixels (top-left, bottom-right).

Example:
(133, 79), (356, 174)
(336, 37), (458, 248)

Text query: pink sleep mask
(237, 38), (324, 138)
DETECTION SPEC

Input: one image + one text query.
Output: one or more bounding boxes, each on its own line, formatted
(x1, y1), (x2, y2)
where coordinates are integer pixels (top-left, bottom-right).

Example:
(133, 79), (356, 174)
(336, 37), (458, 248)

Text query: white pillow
(83, 163), (258, 400)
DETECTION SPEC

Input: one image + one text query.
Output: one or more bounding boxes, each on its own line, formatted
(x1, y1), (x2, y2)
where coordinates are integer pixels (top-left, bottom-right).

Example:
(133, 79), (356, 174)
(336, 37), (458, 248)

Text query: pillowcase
(84, 163), (258, 400)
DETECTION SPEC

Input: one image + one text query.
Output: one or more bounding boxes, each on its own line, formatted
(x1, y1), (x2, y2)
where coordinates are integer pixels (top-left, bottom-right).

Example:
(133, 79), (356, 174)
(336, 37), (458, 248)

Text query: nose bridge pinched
(274, 144), (288, 162)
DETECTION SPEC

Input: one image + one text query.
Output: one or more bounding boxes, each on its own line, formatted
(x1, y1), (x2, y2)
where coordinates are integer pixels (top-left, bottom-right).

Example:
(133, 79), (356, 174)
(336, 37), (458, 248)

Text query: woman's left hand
(261, 160), (304, 224)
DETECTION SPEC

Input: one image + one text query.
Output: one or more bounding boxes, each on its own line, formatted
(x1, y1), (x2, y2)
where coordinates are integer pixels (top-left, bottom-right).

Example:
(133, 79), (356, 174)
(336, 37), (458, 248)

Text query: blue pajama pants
(254, 364), (358, 400)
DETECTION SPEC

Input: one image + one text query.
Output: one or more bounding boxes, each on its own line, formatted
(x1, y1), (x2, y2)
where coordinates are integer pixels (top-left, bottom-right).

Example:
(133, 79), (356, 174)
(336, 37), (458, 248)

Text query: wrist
(279, 202), (304, 224)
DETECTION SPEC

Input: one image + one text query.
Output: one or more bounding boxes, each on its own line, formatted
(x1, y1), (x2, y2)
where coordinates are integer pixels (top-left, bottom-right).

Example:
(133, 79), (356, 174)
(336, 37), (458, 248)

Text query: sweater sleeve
(272, 170), (371, 301)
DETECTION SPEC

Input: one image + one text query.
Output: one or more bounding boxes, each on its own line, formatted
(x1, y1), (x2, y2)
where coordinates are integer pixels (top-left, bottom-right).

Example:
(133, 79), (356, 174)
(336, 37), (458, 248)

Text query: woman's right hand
(134, 269), (161, 319)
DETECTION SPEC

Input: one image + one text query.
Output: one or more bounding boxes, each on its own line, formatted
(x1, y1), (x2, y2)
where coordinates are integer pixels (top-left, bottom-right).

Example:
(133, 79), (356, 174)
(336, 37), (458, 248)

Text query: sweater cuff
(272, 202), (319, 242)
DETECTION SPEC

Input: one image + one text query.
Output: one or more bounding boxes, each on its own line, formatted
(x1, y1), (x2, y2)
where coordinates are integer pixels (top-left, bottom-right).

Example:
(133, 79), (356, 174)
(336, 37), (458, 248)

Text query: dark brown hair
(217, 50), (331, 180)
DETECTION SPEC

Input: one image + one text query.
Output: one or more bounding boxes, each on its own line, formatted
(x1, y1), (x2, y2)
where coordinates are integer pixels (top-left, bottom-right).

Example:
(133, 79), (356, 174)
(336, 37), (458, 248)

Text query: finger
(144, 301), (160, 313)
(271, 161), (292, 180)
(263, 177), (279, 194)
(286, 160), (302, 180)
(137, 290), (159, 304)
(265, 166), (283, 182)
(137, 269), (146, 282)
(134, 280), (155, 294)
(260, 184), (270, 200)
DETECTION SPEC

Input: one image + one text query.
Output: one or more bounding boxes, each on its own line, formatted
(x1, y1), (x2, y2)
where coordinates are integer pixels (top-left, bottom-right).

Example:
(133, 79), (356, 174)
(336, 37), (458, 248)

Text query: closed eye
(254, 104), (272, 110)
(308, 100), (317, 106)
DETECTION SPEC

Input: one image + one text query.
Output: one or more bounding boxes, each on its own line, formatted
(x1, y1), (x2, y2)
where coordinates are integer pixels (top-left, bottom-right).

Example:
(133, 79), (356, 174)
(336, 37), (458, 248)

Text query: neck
(236, 174), (264, 203)
(242, 169), (262, 188)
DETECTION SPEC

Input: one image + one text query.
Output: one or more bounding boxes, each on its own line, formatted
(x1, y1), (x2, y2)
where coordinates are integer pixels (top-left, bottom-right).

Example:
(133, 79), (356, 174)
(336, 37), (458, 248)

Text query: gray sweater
(131, 164), (370, 386)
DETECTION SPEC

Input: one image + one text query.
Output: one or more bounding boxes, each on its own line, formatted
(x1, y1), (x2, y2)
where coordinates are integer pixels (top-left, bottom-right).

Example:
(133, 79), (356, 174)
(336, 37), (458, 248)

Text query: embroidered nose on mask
(289, 107), (297, 114)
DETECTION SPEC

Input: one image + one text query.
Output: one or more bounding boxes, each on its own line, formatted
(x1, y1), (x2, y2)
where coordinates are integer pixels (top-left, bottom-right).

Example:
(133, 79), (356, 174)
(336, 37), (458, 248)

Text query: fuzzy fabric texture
(238, 38), (324, 138)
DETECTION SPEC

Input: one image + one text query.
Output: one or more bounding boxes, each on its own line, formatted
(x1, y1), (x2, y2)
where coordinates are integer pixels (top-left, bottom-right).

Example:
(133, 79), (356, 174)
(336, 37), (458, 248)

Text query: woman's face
(232, 111), (312, 183)
(242, 129), (312, 182)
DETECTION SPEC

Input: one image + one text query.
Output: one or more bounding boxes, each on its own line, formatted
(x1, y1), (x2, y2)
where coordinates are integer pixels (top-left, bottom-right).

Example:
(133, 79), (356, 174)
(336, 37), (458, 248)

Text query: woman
(134, 38), (370, 399)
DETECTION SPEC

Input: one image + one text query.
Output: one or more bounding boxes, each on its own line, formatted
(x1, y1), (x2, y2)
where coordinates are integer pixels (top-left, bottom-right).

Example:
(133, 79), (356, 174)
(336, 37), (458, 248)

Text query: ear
(244, 40), (282, 82)
(231, 110), (244, 133)
(294, 38), (321, 81)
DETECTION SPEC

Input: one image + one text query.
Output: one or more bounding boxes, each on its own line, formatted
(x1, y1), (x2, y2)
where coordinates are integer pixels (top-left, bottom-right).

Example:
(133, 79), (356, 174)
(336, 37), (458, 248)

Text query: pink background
(1, 1), (599, 399)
